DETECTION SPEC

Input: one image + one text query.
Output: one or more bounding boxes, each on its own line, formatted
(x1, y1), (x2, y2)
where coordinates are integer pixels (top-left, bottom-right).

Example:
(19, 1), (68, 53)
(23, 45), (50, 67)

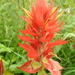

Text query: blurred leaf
(0, 43), (12, 53)
(54, 45), (62, 53)
(0, 3), (11, 11)
(64, 70), (75, 75)
(63, 33), (75, 40)
(9, 64), (18, 71)
(4, 70), (14, 75)
(37, 69), (47, 75)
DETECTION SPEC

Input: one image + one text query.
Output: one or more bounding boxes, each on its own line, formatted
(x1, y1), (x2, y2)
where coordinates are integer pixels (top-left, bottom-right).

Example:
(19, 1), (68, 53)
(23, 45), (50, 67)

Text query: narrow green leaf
(64, 70), (75, 75)
(0, 43), (12, 53)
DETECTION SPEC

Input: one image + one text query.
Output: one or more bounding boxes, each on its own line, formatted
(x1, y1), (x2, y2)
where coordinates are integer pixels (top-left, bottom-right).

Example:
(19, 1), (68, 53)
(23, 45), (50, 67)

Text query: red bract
(43, 59), (63, 75)
(0, 60), (4, 75)
(17, 0), (68, 75)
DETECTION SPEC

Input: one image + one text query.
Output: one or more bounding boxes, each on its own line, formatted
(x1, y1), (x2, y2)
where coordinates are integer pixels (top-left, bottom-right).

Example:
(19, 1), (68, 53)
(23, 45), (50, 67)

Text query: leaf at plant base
(4, 70), (14, 75)
(37, 69), (48, 75)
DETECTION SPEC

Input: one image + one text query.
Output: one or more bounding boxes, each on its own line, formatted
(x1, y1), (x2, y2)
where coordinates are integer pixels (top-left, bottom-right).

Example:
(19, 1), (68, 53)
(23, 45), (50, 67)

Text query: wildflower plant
(17, 0), (67, 75)
(0, 60), (4, 75)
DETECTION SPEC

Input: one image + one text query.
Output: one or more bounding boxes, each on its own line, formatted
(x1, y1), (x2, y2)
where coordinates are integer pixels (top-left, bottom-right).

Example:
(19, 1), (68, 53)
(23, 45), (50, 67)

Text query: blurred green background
(0, 0), (75, 75)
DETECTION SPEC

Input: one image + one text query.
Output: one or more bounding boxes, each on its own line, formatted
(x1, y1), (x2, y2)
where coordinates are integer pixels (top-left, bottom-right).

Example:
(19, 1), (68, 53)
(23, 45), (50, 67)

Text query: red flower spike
(18, 0), (68, 74)
(0, 60), (4, 75)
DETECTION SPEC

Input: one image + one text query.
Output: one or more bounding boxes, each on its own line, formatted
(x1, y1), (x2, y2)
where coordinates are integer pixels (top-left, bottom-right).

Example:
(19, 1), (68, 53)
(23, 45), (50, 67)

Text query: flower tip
(64, 40), (68, 44)
(18, 43), (20, 45)
(20, 15), (23, 18)
(56, 11), (65, 19)
(21, 7), (25, 12)
(16, 34), (19, 37)
(21, 8), (33, 19)
(16, 34), (18, 37)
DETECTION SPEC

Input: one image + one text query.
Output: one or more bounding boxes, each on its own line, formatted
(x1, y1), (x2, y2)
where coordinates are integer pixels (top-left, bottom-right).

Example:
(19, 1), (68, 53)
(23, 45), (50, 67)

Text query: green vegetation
(0, 0), (75, 75)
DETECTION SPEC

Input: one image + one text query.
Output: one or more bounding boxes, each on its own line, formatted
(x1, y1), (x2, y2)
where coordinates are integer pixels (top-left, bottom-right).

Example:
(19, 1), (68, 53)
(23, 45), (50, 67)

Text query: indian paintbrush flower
(0, 60), (4, 75)
(17, 0), (68, 75)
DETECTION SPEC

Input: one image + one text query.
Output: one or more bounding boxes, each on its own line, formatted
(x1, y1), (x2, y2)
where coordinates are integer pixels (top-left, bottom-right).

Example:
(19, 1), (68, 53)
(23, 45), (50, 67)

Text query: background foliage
(0, 0), (75, 75)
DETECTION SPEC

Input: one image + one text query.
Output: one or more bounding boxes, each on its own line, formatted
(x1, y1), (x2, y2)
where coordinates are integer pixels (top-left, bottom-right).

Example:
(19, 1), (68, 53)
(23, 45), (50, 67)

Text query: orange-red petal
(18, 43), (39, 58)
(17, 60), (42, 73)
(43, 59), (63, 75)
